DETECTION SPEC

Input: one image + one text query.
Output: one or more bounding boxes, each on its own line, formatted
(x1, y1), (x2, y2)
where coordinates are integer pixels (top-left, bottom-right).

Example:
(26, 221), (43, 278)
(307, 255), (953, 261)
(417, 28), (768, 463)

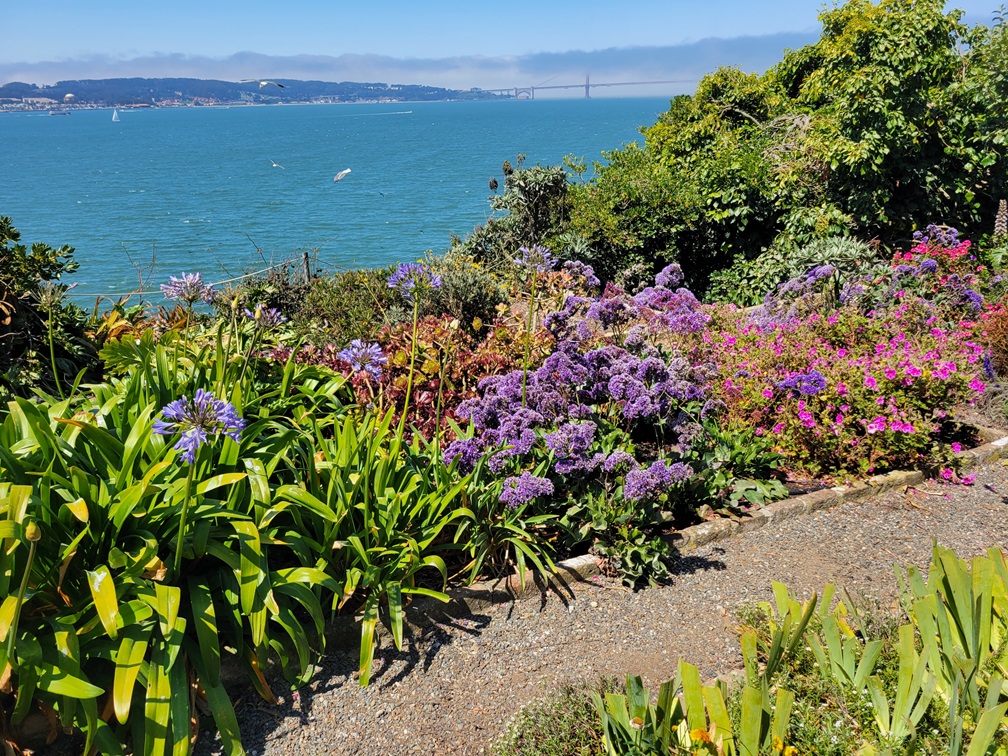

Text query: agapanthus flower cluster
(153, 388), (245, 464)
(337, 339), (386, 381)
(387, 262), (442, 303)
(514, 244), (556, 273)
(161, 272), (215, 306)
(243, 302), (287, 330)
(498, 471), (554, 510)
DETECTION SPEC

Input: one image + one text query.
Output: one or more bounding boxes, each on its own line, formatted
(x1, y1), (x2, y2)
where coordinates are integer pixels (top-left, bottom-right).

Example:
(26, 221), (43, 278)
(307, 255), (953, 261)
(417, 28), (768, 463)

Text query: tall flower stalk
(388, 262), (442, 430)
(153, 389), (245, 575)
(160, 271), (215, 377)
(6, 520), (40, 665)
(515, 245), (555, 407)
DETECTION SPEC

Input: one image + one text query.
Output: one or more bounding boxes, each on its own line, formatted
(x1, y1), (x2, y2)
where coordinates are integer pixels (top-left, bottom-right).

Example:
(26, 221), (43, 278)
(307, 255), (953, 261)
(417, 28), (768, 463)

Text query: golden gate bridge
(482, 74), (696, 99)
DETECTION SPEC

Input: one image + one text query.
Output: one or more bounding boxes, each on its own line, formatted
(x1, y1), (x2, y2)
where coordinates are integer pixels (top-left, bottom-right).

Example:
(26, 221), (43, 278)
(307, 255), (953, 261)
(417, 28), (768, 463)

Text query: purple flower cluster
(962, 289), (983, 312)
(776, 370), (827, 396)
(337, 339), (386, 381)
(623, 460), (693, 502)
(442, 436), (483, 473)
(153, 388), (245, 464)
(388, 262), (442, 303)
(918, 259), (939, 274)
(161, 272), (215, 306)
(654, 263), (684, 290)
(499, 472), (554, 510)
(243, 303), (287, 330)
(514, 244), (556, 273)
(562, 260), (600, 288)
(632, 285), (709, 336)
(913, 224), (960, 248)
(544, 421), (605, 474)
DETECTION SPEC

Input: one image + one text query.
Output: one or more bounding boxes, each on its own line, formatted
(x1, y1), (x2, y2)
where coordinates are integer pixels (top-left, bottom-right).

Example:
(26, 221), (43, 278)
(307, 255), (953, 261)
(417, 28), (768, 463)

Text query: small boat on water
(49, 109), (70, 116)
(112, 108), (120, 122)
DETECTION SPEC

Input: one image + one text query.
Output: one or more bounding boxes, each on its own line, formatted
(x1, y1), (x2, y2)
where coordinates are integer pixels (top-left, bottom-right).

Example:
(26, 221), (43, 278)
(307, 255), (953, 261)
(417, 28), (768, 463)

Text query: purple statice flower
(442, 437), (483, 473)
(242, 302), (287, 330)
(806, 265), (836, 283)
(161, 272), (215, 306)
(962, 289), (983, 312)
(562, 260), (600, 288)
(586, 285), (636, 328)
(623, 460), (693, 502)
(514, 244), (556, 273)
(152, 388), (245, 464)
(499, 472), (554, 510)
(654, 263), (684, 290)
(543, 295), (589, 337)
(982, 351), (997, 381)
(776, 370), (827, 396)
(918, 259), (938, 274)
(544, 421), (603, 475)
(337, 339), (386, 381)
(388, 262), (442, 303)
(893, 264), (917, 278)
(603, 449), (636, 473)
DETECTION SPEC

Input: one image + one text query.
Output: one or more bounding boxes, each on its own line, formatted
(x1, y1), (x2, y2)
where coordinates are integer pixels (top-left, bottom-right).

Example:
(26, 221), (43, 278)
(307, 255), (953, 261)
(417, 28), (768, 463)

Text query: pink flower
(951, 442), (962, 453)
(762, 388), (774, 399)
(884, 367), (897, 380)
(969, 379), (986, 393)
(836, 348), (847, 357)
(798, 410), (815, 428)
(961, 474), (976, 486)
(940, 468), (954, 480)
(905, 365), (922, 377)
(836, 382), (848, 397)
(864, 375), (877, 390)
(866, 416), (886, 434)
(772, 423), (784, 435)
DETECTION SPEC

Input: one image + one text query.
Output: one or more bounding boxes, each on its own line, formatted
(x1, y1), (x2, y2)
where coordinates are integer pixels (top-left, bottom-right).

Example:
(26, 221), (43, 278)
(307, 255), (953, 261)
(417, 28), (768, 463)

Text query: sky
(1, 0), (1001, 95)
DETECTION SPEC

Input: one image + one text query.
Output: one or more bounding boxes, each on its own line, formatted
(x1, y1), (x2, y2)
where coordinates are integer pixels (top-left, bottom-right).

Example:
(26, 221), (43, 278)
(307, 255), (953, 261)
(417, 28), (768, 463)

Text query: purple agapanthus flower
(499, 471), (554, 510)
(160, 272), (215, 306)
(243, 302), (287, 329)
(337, 339), (386, 381)
(152, 388), (245, 464)
(514, 244), (556, 273)
(388, 262), (442, 303)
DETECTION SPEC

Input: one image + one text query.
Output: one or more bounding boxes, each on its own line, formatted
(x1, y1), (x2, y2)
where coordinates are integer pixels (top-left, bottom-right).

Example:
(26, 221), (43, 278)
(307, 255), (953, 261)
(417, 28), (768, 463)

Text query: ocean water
(0, 98), (670, 302)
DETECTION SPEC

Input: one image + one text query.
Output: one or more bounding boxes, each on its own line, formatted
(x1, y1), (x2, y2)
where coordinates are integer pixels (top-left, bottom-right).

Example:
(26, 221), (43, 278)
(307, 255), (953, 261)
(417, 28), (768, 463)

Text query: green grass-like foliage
(497, 545), (1008, 755)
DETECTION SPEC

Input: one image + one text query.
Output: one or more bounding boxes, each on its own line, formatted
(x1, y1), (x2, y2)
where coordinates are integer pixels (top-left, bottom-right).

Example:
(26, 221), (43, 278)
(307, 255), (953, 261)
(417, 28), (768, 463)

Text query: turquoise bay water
(0, 98), (669, 301)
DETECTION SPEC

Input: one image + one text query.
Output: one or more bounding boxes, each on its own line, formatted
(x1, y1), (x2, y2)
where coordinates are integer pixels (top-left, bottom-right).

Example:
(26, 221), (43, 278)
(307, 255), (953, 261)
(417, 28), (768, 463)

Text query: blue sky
(1, 0), (1001, 92)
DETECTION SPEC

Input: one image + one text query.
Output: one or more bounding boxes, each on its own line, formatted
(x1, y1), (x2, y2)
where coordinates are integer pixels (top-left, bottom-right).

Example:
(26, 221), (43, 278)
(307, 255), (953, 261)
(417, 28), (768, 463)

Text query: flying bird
(333, 168), (352, 183)
(241, 79), (285, 89)
(270, 159), (285, 170)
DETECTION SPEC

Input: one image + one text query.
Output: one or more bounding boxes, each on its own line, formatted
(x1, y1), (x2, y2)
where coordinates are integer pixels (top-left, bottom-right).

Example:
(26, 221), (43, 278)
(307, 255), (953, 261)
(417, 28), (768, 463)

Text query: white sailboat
(112, 108), (120, 123)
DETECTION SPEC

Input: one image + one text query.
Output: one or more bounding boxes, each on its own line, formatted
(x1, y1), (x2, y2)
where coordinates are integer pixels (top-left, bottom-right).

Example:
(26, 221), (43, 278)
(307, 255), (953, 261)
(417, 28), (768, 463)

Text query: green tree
(568, 0), (1008, 295)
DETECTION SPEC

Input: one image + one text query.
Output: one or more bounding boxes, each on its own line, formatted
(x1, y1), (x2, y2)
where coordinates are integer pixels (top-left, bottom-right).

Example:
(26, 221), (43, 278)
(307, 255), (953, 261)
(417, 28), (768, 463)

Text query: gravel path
(182, 459), (1008, 756)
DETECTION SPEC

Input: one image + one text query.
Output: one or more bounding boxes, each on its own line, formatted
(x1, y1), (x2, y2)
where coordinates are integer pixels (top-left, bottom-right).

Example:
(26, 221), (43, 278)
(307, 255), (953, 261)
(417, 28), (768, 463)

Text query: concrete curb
(671, 427), (1008, 552)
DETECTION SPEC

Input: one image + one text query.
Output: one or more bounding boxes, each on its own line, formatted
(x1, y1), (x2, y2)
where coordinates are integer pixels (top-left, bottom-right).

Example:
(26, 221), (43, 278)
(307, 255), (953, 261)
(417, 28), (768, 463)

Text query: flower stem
(521, 271), (538, 408)
(174, 463), (196, 576)
(47, 311), (66, 401)
(400, 299), (420, 433)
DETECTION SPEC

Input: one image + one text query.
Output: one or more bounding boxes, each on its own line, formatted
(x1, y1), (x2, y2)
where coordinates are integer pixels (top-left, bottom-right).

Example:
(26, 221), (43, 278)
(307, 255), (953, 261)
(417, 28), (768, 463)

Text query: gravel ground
(179, 459), (1008, 756)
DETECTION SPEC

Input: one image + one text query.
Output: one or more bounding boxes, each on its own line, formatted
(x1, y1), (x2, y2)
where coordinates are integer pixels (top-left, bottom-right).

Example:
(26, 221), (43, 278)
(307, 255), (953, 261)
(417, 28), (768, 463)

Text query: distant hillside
(0, 77), (503, 105)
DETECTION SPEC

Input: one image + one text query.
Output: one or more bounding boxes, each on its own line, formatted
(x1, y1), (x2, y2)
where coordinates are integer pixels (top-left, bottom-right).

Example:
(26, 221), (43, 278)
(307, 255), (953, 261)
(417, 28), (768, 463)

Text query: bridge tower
(585, 74), (590, 99)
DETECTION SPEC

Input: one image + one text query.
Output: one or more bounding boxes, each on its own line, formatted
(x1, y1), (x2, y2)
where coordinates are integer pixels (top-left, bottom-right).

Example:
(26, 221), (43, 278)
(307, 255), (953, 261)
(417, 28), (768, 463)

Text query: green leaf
(113, 625), (152, 724)
(359, 593), (379, 687)
(37, 663), (104, 699)
(189, 576), (220, 687)
(87, 565), (120, 640)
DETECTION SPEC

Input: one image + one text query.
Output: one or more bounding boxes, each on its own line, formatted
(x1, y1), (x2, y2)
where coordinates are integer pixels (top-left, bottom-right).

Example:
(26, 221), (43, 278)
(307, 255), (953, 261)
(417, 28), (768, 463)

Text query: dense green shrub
(0, 216), (95, 398)
(568, 0), (1008, 294)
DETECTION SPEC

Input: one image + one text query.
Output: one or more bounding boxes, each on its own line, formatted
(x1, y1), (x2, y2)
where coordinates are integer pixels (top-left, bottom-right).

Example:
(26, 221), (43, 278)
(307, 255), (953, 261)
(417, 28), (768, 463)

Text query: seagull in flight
(242, 79), (285, 89)
(270, 159), (285, 170)
(333, 168), (352, 183)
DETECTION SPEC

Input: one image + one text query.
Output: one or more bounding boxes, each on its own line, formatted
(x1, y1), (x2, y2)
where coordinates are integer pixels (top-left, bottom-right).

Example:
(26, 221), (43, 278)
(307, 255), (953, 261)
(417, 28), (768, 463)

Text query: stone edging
(670, 427), (1008, 551)
(455, 427), (1008, 610)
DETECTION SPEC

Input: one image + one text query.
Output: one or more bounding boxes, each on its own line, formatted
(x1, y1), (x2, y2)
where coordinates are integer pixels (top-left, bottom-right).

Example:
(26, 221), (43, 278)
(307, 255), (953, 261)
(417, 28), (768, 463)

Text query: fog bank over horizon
(0, 33), (816, 97)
